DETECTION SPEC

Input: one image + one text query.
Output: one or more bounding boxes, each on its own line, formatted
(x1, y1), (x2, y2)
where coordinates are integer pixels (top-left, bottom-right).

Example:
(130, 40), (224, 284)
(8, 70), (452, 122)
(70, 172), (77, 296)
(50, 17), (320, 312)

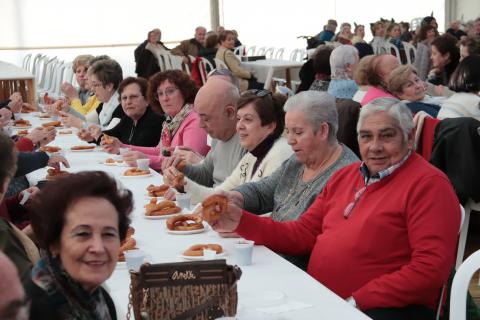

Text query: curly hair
(30, 171), (133, 251)
(147, 70), (197, 113)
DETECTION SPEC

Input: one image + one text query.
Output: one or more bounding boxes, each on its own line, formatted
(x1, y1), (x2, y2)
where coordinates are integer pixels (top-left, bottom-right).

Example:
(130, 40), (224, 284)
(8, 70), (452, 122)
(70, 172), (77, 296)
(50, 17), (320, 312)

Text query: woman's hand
(87, 124), (102, 140)
(163, 187), (176, 201)
(77, 128), (95, 142)
(100, 136), (122, 154)
(26, 126), (56, 147)
(59, 111), (84, 129)
(201, 191), (243, 233)
(47, 154), (70, 170)
(60, 82), (80, 100)
(122, 151), (147, 166)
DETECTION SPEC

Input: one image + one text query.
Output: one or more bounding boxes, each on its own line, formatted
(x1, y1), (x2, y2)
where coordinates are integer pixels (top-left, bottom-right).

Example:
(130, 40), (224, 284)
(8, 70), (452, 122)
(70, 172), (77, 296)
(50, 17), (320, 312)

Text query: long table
(20, 112), (370, 320)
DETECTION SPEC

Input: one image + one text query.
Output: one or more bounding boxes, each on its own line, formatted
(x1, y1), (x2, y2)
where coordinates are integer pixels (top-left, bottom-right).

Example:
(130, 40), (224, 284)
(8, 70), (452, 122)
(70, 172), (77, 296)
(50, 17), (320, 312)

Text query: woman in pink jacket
(103, 70), (208, 170)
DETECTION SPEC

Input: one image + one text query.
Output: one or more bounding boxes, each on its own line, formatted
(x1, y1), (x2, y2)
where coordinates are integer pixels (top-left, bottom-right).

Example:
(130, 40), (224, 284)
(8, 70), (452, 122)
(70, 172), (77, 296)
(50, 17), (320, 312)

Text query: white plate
(116, 261), (126, 268)
(13, 125), (32, 129)
(144, 212), (182, 219)
(115, 161), (130, 167)
(57, 131), (73, 135)
(166, 226), (207, 235)
(180, 251), (227, 261)
(121, 172), (152, 178)
(70, 146), (97, 152)
(100, 161), (118, 166)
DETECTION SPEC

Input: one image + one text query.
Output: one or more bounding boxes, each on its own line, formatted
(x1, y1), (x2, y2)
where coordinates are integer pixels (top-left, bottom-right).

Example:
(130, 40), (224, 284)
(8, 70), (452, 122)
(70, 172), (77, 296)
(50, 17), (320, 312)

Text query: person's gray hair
(330, 45), (359, 80)
(357, 98), (414, 142)
(284, 91), (338, 143)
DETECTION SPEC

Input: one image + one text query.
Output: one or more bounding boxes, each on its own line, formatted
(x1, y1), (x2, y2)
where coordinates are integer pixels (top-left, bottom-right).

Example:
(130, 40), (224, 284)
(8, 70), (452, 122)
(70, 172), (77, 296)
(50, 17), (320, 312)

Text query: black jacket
(134, 40), (169, 79)
(430, 117), (480, 203)
(101, 107), (164, 147)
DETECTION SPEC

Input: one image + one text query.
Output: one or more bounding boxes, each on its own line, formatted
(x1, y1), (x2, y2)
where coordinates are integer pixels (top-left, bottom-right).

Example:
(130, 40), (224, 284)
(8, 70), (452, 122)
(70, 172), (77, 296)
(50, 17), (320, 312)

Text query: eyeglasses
(246, 89), (272, 98)
(343, 186), (367, 219)
(120, 94), (142, 102)
(156, 87), (178, 99)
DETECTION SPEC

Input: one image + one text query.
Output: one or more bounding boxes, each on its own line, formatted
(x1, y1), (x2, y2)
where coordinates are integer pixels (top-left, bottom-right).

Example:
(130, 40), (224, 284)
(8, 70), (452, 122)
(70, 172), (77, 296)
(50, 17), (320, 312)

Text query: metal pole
(210, 0), (220, 31)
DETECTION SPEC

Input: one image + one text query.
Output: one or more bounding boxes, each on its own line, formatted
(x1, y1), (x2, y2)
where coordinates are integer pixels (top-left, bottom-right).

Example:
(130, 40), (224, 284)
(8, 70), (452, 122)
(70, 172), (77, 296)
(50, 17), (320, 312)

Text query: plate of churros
(122, 168), (151, 178)
(165, 214), (207, 234)
(143, 199), (182, 219)
(70, 145), (97, 152)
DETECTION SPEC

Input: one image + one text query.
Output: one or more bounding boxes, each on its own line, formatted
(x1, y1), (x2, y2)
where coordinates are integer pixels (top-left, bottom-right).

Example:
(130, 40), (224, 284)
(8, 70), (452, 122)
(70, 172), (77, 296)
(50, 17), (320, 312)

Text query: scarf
(31, 253), (112, 320)
(160, 104), (192, 155)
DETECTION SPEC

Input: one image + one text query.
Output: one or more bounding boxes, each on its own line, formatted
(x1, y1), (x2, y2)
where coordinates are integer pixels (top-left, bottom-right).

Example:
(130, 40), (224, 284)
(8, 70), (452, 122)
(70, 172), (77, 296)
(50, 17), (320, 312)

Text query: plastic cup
(119, 147), (130, 156)
(124, 249), (145, 272)
(234, 240), (254, 266)
(13, 113), (22, 120)
(203, 249), (217, 260)
(137, 158), (150, 170)
(176, 192), (192, 210)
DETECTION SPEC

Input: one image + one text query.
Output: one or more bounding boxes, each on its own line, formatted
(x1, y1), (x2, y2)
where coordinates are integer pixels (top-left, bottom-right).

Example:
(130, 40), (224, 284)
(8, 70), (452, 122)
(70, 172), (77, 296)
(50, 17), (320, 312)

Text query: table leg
(285, 68), (292, 89)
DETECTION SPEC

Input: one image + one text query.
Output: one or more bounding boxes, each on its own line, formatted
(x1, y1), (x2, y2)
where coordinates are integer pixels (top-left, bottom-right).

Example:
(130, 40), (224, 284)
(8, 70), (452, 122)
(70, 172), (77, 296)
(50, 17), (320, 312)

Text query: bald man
(164, 78), (246, 188)
(171, 26), (207, 63)
(0, 251), (27, 319)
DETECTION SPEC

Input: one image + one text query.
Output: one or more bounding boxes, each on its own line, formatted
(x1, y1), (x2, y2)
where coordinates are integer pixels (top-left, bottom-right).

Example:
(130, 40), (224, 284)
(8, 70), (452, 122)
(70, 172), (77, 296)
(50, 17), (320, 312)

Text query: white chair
(383, 43), (402, 65)
(233, 45), (245, 57)
(456, 199), (480, 269)
(62, 62), (74, 85)
(403, 41), (417, 65)
(214, 58), (228, 70)
(198, 58), (215, 85)
(289, 49), (307, 62)
(257, 47), (267, 56)
(169, 54), (184, 71)
(450, 249), (480, 320)
(275, 85), (294, 97)
(22, 53), (32, 71)
(264, 47), (275, 59)
(246, 46), (256, 56)
(274, 48), (285, 60)
(30, 53), (43, 74)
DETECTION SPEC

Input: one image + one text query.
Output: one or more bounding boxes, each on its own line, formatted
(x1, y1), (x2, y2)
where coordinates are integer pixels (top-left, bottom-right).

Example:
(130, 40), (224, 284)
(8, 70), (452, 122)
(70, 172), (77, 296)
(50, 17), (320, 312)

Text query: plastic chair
(257, 47), (267, 56)
(198, 58), (215, 85)
(62, 62), (74, 85)
(246, 46), (256, 56)
(30, 53), (43, 75)
(274, 48), (285, 60)
(213, 58), (228, 70)
(403, 41), (417, 65)
(456, 199), (480, 269)
(233, 45), (245, 57)
(22, 53), (32, 71)
(384, 43), (402, 65)
(289, 49), (307, 62)
(264, 47), (275, 59)
(450, 249), (480, 320)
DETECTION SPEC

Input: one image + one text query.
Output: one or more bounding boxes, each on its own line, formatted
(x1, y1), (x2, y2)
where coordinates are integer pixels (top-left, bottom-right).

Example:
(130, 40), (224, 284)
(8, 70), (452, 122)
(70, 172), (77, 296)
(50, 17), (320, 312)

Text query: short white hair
(330, 45), (359, 79)
(284, 91), (338, 143)
(357, 98), (414, 142)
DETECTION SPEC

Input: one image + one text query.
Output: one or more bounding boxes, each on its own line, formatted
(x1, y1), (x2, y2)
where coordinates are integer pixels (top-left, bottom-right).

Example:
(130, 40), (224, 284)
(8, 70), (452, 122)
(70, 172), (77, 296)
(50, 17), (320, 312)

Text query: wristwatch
(347, 296), (357, 309)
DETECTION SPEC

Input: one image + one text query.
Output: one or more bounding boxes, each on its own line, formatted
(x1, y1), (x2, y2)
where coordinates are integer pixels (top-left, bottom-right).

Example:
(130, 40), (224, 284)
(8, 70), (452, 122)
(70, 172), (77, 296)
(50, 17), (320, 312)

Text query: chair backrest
(403, 41), (417, 65)
(30, 53), (43, 74)
(233, 45), (245, 57)
(264, 47), (275, 59)
(62, 62), (74, 85)
(275, 85), (294, 97)
(289, 49), (306, 62)
(169, 54), (184, 71)
(274, 48), (285, 60)
(50, 61), (66, 98)
(35, 56), (50, 89)
(198, 58), (215, 85)
(40, 57), (58, 93)
(246, 46), (256, 56)
(384, 43), (402, 65)
(214, 58), (228, 70)
(450, 249), (480, 320)
(257, 47), (267, 56)
(22, 53), (32, 71)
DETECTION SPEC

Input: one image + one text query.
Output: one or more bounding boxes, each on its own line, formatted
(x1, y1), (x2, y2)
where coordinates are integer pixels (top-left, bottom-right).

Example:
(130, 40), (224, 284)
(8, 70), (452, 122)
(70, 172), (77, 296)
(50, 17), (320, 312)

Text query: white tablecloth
(240, 59), (303, 90)
(19, 113), (370, 320)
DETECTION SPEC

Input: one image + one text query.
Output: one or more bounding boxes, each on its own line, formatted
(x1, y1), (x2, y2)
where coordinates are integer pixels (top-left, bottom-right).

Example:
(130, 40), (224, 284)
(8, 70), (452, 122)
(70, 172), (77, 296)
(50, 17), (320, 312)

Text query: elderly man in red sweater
(207, 98), (460, 320)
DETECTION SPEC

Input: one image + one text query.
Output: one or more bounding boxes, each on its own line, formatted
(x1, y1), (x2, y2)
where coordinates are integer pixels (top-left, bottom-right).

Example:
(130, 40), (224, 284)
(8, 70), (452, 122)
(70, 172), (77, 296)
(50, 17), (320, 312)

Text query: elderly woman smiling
(220, 91), (358, 268)
(104, 70), (209, 169)
(27, 171), (133, 319)
(207, 98), (460, 319)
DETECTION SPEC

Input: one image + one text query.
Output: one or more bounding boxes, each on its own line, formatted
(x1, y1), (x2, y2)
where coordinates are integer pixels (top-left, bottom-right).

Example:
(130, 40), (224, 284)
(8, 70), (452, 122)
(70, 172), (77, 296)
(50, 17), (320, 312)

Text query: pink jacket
(125, 111), (208, 170)
(361, 86), (396, 106)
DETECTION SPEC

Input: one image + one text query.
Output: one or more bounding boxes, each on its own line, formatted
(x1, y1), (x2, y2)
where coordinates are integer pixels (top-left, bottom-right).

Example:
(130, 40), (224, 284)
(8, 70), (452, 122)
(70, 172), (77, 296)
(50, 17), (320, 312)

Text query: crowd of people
(0, 13), (479, 320)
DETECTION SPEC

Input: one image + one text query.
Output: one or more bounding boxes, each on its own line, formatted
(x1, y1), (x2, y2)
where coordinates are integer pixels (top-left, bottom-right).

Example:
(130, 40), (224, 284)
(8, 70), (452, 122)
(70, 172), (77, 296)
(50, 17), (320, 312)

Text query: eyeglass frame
(156, 87), (179, 100)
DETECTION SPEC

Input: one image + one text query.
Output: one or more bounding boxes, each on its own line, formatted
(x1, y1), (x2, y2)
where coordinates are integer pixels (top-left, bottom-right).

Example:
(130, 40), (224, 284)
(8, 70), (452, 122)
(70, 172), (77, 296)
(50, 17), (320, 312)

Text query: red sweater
(15, 137), (34, 152)
(236, 153), (460, 311)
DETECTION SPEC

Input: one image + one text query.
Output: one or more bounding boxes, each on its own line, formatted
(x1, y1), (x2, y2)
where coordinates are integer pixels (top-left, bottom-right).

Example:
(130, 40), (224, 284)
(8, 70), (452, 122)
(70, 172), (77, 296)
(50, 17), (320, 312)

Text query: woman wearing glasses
(206, 98), (460, 319)
(79, 77), (165, 147)
(164, 89), (293, 204)
(103, 70), (208, 170)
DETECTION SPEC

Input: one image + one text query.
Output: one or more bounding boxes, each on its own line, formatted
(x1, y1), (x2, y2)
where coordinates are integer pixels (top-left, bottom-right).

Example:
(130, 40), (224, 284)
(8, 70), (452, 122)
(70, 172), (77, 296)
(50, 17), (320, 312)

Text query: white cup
(137, 158), (150, 170)
(13, 113), (22, 120)
(176, 192), (192, 210)
(234, 240), (254, 266)
(119, 147), (130, 156)
(124, 249), (145, 272)
(203, 249), (218, 260)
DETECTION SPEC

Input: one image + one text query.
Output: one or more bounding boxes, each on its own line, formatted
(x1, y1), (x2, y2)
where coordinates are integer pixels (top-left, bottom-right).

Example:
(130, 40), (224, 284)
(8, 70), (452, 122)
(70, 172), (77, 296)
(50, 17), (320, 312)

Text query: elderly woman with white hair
(327, 45), (359, 99)
(220, 91), (358, 268)
(207, 98), (460, 319)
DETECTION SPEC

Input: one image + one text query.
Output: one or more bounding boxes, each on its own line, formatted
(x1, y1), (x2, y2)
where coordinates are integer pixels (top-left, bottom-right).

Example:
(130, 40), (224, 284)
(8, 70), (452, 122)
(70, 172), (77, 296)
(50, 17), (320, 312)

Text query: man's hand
(173, 146), (204, 164)
(77, 128), (95, 142)
(47, 154), (70, 170)
(161, 154), (186, 172)
(87, 124), (102, 140)
(26, 127), (56, 146)
(8, 99), (23, 114)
